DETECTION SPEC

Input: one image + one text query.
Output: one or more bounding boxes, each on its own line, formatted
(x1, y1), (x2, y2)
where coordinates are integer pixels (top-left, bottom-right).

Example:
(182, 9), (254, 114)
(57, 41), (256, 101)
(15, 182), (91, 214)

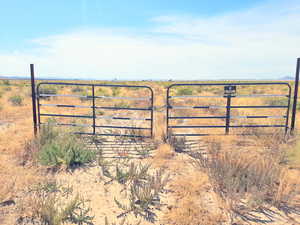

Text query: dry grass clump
(17, 180), (94, 225)
(163, 172), (226, 225)
(193, 136), (300, 223)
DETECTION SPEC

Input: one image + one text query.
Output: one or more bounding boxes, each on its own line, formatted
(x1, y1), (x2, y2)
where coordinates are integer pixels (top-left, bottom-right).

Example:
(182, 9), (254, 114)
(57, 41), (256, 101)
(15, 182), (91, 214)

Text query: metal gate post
(30, 64), (38, 136)
(291, 58), (300, 133)
(92, 85), (96, 135)
(225, 95), (232, 134)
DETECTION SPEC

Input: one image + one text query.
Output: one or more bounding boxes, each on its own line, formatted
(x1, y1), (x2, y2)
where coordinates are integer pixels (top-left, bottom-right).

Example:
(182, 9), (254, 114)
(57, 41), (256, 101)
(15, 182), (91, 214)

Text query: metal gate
(166, 82), (292, 137)
(36, 82), (154, 139)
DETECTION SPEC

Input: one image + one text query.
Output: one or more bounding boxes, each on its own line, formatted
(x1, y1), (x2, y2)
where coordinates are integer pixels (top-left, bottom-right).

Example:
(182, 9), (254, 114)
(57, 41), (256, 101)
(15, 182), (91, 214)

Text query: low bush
(177, 88), (193, 96)
(38, 86), (57, 99)
(9, 95), (23, 106)
(114, 165), (169, 222)
(193, 142), (300, 223)
(20, 181), (94, 225)
(71, 86), (84, 93)
(30, 124), (95, 169)
(1, 79), (10, 86)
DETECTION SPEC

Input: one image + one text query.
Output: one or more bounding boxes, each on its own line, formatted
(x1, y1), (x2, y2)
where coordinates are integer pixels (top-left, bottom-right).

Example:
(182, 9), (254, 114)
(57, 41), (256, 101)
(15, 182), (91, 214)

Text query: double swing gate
(31, 58), (300, 140)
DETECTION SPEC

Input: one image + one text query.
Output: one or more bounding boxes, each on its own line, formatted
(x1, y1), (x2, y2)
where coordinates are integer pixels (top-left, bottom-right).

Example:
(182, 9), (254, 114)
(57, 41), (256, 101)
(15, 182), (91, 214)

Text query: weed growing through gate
(9, 95), (23, 106)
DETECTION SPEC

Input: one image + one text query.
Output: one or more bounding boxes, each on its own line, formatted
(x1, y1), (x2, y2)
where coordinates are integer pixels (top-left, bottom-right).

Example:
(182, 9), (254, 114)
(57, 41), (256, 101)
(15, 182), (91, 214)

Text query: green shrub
(39, 86), (57, 99)
(177, 88), (193, 96)
(1, 79), (10, 86)
(37, 124), (95, 169)
(9, 95), (23, 106)
(71, 86), (84, 93)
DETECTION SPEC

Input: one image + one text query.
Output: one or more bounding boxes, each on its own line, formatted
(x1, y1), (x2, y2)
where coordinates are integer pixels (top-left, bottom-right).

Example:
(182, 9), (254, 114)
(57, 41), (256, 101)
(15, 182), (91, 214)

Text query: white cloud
(0, 0), (299, 80)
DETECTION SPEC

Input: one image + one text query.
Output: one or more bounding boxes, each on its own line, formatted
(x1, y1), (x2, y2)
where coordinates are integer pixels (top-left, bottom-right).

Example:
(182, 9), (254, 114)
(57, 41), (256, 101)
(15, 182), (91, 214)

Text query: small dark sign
(224, 85), (236, 96)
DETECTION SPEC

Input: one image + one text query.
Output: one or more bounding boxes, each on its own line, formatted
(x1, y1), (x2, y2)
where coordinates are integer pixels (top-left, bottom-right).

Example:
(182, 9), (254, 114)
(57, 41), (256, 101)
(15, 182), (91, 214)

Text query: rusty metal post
(291, 58), (300, 133)
(30, 64), (38, 136)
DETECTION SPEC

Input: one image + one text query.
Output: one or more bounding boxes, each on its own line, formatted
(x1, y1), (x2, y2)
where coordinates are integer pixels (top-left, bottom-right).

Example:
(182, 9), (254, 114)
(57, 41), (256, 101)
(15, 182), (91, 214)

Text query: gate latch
(224, 85), (236, 97)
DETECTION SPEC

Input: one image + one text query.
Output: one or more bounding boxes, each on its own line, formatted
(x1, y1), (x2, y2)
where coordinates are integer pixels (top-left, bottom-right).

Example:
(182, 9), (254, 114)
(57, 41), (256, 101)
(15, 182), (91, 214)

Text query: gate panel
(166, 82), (291, 137)
(37, 82), (154, 138)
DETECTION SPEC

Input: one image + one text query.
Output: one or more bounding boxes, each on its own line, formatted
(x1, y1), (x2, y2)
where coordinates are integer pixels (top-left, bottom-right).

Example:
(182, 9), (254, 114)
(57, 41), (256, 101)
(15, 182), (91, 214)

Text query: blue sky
(0, 0), (299, 80)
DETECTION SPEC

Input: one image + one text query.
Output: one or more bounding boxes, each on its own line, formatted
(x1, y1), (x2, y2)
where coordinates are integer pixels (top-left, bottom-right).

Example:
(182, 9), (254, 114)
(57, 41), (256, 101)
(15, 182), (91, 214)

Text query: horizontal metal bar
(169, 105), (288, 109)
(94, 96), (151, 100)
(94, 125), (150, 130)
(169, 125), (226, 128)
(169, 94), (289, 99)
(40, 103), (91, 108)
(169, 125), (286, 128)
(169, 115), (287, 119)
(95, 106), (152, 111)
(169, 133), (286, 137)
(40, 104), (151, 111)
(40, 122), (92, 127)
(168, 82), (291, 88)
(169, 116), (227, 119)
(39, 93), (89, 98)
(231, 115), (286, 119)
(74, 132), (151, 138)
(38, 82), (153, 90)
(40, 113), (93, 118)
(96, 116), (151, 121)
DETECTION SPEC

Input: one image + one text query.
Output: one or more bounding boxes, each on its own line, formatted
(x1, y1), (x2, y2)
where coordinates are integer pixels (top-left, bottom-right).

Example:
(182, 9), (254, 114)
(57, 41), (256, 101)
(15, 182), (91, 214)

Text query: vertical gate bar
(166, 87), (170, 139)
(291, 58), (300, 133)
(36, 85), (41, 129)
(285, 85), (292, 134)
(225, 96), (232, 134)
(150, 89), (154, 138)
(92, 85), (96, 135)
(30, 64), (38, 136)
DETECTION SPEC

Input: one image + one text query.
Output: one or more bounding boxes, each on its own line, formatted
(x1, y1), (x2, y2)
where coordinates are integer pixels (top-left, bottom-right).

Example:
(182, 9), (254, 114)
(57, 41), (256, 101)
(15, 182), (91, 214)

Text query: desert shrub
(112, 87), (121, 96)
(114, 101), (130, 108)
(9, 95), (23, 106)
(20, 181), (94, 225)
(3, 86), (11, 91)
(36, 124), (95, 169)
(1, 79), (10, 86)
(114, 166), (169, 222)
(38, 86), (57, 99)
(177, 88), (193, 96)
(71, 86), (84, 93)
(194, 143), (300, 222)
(96, 88), (109, 96)
(266, 98), (288, 106)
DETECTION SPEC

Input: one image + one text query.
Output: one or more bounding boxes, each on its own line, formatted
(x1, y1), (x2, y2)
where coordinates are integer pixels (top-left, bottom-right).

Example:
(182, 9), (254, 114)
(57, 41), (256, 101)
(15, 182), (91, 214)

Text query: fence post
(291, 58), (300, 133)
(225, 95), (232, 134)
(30, 64), (38, 136)
(92, 85), (96, 134)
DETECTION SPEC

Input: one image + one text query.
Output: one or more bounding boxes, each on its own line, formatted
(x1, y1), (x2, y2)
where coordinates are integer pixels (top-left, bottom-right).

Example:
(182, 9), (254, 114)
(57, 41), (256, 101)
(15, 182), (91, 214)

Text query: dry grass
(1, 79), (300, 225)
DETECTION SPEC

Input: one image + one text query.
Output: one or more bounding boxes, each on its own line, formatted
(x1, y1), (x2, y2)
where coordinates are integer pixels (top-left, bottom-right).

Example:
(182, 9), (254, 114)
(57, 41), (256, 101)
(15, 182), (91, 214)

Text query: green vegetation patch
(9, 95), (23, 106)
(37, 124), (96, 169)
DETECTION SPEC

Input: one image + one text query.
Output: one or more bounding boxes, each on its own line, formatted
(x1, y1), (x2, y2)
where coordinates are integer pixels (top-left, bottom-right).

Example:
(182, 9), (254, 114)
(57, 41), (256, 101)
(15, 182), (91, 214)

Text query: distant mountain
(280, 76), (294, 80)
